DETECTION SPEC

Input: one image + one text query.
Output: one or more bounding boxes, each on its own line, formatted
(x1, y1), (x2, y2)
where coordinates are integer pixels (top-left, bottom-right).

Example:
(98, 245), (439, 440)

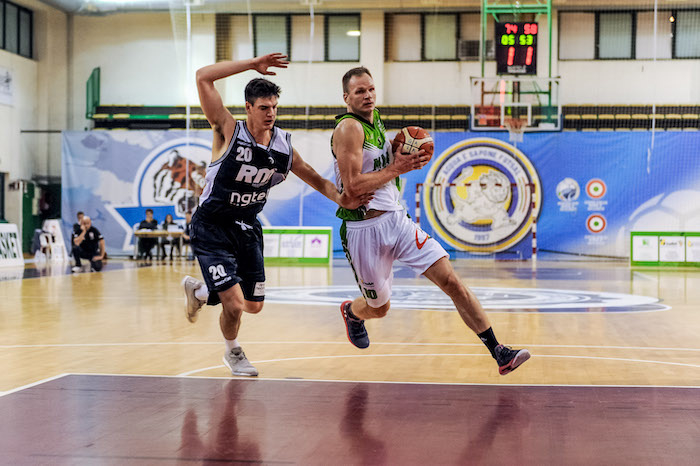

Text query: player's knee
(220, 294), (245, 317)
(441, 273), (466, 298)
(244, 301), (264, 314)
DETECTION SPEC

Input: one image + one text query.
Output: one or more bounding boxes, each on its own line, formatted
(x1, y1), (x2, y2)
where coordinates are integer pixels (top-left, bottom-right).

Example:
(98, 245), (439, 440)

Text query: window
(1, 1), (33, 58)
(386, 12), (489, 62)
(290, 14), (324, 62)
(18, 7), (31, 58)
(458, 13), (494, 61)
(636, 11), (672, 59)
(326, 15), (360, 61)
(4, 2), (17, 54)
(388, 14), (421, 61)
(424, 14), (457, 60)
(597, 12), (634, 59)
(675, 10), (700, 58)
(231, 15), (253, 60)
(230, 13), (359, 62)
(559, 12), (596, 59)
(561, 9), (700, 60)
(254, 15), (289, 57)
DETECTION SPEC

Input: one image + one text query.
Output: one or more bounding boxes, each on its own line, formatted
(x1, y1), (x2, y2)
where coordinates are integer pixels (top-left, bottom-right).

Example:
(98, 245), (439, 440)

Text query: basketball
(392, 126), (434, 159)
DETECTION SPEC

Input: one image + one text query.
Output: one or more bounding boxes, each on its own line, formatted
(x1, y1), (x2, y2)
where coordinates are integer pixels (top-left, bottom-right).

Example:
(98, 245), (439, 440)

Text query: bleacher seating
(90, 104), (699, 132)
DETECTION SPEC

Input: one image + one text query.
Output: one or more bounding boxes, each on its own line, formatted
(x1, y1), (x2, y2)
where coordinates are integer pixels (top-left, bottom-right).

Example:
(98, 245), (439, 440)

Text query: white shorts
(342, 209), (448, 308)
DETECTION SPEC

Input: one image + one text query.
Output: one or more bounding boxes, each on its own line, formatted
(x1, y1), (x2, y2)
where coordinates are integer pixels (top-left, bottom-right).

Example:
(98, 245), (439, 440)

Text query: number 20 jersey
(197, 120), (293, 222)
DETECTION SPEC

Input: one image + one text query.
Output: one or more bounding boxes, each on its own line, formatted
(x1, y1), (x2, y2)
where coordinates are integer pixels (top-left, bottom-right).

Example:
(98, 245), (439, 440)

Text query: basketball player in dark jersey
(182, 53), (371, 376)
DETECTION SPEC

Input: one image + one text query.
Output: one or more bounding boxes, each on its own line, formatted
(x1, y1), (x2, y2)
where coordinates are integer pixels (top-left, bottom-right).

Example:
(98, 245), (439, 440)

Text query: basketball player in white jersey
(332, 67), (530, 375)
(182, 54), (371, 377)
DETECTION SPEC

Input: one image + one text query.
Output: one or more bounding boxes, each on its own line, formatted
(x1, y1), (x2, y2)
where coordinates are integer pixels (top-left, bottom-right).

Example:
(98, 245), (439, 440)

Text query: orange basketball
(392, 126), (434, 159)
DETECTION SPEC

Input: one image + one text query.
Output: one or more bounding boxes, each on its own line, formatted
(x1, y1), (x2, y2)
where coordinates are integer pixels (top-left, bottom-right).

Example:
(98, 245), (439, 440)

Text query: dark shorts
(190, 212), (265, 305)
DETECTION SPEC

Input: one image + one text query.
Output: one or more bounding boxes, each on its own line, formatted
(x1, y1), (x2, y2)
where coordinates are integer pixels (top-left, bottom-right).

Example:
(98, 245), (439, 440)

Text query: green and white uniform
(332, 110), (402, 221)
(332, 109), (447, 307)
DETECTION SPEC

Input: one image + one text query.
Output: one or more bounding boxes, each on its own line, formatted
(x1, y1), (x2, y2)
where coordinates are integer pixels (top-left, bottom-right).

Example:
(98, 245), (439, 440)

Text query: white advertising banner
(263, 233), (281, 258)
(304, 234), (329, 258)
(659, 236), (685, 262)
(279, 234), (304, 258)
(631, 235), (658, 262)
(686, 237), (700, 262)
(0, 223), (24, 267)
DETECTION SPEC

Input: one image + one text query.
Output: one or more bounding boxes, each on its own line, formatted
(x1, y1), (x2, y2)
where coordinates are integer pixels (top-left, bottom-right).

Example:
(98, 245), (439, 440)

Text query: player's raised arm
(196, 54), (289, 152)
(333, 118), (423, 198)
(289, 149), (373, 210)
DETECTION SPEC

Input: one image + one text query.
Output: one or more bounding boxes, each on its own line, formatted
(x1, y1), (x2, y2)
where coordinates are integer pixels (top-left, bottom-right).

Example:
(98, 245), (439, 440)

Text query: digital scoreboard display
(496, 22), (538, 75)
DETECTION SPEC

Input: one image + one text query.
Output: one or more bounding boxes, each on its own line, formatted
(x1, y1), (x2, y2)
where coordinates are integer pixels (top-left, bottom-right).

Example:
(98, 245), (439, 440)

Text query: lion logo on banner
(153, 149), (207, 215)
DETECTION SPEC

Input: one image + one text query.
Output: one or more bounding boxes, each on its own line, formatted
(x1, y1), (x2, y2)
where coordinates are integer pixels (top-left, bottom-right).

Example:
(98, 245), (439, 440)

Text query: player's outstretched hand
(253, 53), (289, 76)
(339, 190), (374, 210)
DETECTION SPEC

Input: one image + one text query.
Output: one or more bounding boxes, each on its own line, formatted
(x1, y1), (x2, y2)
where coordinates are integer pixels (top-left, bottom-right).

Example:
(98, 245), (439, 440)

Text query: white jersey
(332, 110), (403, 221)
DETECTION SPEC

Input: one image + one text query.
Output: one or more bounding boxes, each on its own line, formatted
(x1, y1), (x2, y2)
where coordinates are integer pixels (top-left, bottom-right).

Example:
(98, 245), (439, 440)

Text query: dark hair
(342, 67), (372, 93)
(77, 211), (84, 217)
(244, 78), (281, 104)
(145, 208), (153, 214)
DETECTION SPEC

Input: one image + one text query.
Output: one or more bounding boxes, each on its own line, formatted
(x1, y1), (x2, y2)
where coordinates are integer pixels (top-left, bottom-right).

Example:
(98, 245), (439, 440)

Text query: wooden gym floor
(1, 258), (699, 464)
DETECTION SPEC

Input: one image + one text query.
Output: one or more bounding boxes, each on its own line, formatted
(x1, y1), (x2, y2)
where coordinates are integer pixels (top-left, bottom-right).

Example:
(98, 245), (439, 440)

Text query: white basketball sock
(225, 338), (240, 353)
(194, 284), (209, 301)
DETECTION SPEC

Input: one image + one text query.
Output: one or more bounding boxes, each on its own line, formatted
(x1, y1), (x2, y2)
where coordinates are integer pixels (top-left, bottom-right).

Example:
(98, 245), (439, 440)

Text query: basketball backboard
(470, 76), (561, 132)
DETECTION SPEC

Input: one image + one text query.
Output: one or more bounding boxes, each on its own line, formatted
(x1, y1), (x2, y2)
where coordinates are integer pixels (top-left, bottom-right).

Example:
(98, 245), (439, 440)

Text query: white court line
(0, 373), (71, 397)
(178, 353), (700, 377)
(1, 341), (700, 352)
(37, 372), (700, 390)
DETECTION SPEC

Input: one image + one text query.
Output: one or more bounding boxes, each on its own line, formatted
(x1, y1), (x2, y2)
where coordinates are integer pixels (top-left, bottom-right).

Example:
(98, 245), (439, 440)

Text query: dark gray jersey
(197, 121), (293, 222)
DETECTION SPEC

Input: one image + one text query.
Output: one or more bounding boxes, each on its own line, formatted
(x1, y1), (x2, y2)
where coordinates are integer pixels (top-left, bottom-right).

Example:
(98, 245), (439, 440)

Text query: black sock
(477, 327), (500, 358)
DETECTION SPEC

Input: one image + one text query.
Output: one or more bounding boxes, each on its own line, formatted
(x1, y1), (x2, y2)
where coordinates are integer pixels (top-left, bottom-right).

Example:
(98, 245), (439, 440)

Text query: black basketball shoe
(495, 344), (531, 375)
(340, 301), (370, 349)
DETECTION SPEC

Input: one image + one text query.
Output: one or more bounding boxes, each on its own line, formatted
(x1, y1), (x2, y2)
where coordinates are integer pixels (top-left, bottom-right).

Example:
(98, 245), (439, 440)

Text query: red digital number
(508, 46), (516, 66)
(524, 23), (538, 35)
(525, 46), (534, 65)
(505, 23), (518, 34)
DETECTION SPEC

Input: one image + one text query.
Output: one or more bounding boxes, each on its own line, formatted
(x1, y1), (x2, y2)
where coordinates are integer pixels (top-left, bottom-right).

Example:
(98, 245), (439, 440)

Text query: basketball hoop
(505, 117), (525, 144)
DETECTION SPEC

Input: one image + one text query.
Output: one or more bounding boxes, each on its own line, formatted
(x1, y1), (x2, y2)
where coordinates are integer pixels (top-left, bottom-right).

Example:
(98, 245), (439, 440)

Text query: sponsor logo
(556, 177), (580, 201)
(586, 214), (607, 234)
(235, 164), (276, 186)
(230, 190), (268, 207)
(214, 276), (233, 287)
(254, 282), (266, 297)
(586, 178), (606, 199)
(422, 138), (540, 253)
(415, 230), (429, 250)
(235, 221), (253, 231)
(556, 177), (580, 212)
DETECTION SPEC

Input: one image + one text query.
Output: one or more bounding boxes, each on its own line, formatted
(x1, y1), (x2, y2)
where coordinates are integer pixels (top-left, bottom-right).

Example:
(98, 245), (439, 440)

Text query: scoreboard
(495, 22), (538, 75)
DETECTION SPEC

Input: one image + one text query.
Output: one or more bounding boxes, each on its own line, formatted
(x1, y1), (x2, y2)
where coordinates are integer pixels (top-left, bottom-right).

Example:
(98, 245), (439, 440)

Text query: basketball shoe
(495, 344), (531, 375)
(182, 275), (206, 323)
(223, 347), (258, 377)
(340, 301), (370, 349)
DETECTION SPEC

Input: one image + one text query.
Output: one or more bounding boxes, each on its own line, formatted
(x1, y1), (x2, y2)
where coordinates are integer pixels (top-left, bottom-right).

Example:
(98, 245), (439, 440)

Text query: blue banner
(62, 130), (700, 259)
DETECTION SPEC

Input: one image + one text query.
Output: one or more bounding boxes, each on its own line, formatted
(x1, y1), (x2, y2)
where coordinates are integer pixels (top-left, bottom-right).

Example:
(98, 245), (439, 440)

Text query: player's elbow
(195, 68), (213, 85)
